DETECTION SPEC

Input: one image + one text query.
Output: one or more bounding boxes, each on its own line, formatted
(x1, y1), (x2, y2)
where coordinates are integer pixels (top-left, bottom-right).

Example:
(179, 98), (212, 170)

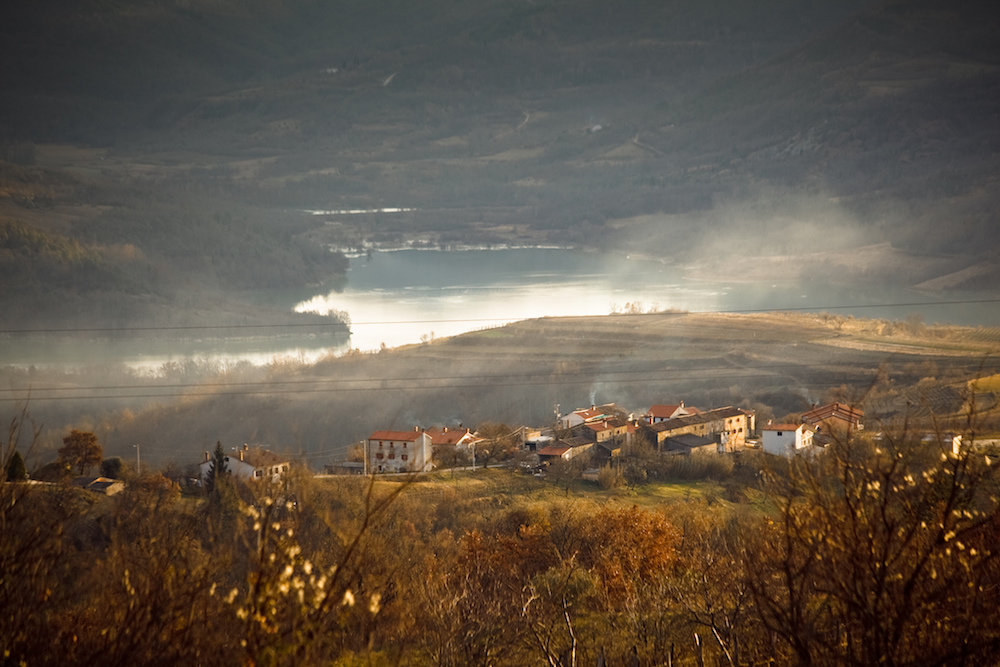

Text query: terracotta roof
(424, 427), (474, 446)
(574, 407), (607, 422)
(537, 445), (571, 457)
(585, 421), (613, 433)
(647, 404), (683, 418)
(586, 416), (628, 432)
(369, 430), (425, 442)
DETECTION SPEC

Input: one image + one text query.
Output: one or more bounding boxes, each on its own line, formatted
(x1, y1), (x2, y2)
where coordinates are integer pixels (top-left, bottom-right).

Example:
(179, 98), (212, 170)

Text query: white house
(424, 426), (478, 449)
(200, 444), (291, 483)
(762, 423), (816, 457)
(537, 441), (593, 464)
(559, 406), (613, 429)
(367, 428), (434, 474)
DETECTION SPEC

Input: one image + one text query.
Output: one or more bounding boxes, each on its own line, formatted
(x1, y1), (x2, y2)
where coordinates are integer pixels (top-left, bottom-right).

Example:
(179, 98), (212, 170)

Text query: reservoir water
(4, 248), (998, 370)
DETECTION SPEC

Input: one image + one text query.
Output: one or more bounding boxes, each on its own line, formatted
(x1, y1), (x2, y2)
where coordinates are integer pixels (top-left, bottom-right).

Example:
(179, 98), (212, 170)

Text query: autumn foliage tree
(57, 429), (102, 476)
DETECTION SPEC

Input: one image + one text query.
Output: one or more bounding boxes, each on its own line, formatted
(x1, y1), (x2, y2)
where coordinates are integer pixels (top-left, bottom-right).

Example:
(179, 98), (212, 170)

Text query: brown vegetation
(3, 406), (1000, 665)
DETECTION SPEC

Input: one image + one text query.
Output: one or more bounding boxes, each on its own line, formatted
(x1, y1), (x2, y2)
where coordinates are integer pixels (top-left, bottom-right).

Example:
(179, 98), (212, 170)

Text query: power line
(1, 298), (999, 335)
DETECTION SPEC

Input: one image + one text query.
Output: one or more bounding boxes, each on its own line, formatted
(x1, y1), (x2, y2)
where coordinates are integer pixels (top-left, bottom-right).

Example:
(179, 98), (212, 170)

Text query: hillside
(1, 0), (998, 330)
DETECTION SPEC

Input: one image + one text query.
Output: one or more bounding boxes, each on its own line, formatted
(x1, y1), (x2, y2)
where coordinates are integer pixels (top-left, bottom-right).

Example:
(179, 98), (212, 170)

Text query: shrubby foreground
(3, 414), (1000, 666)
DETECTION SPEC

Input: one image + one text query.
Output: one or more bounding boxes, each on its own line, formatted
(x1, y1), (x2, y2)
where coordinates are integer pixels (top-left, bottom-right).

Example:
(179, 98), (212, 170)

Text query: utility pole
(133, 443), (140, 475)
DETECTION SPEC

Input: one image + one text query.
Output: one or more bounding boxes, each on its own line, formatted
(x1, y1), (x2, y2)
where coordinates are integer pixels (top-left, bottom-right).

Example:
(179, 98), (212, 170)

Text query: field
(354, 467), (726, 510)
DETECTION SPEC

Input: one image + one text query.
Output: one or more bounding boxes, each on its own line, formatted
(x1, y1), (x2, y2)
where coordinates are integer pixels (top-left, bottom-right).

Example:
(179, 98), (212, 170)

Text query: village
(188, 400), (870, 487)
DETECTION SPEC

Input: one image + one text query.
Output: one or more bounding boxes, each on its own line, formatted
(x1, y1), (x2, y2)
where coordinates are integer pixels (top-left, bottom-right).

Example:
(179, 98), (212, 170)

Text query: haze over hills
(1, 0), (999, 330)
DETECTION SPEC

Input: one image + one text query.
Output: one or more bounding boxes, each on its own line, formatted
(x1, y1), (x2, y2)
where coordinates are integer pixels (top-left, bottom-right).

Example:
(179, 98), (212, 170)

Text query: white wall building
(559, 406), (612, 429)
(367, 429), (434, 474)
(761, 423), (816, 457)
(200, 444), (290, 483)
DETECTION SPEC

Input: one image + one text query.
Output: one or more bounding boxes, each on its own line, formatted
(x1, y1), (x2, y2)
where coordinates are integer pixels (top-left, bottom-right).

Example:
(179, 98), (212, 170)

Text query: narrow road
(632, 133), (666, 156)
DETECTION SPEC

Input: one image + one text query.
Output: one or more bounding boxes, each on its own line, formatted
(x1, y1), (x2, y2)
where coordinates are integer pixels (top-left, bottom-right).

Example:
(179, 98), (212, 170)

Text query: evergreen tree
(5, 450), (27, 481)
(204, 441), (227, 494)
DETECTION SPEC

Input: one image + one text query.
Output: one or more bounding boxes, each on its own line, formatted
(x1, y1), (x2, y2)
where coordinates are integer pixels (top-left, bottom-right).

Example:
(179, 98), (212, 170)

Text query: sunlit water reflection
(3, 248), (998, 371)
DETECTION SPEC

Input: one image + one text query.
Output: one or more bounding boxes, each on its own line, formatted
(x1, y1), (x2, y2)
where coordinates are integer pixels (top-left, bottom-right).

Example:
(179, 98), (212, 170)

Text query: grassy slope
(348, 467), (726, 514)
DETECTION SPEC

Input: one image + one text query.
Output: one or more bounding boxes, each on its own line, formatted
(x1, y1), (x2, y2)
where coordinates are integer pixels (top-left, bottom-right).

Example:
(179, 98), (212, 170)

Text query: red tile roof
(585, 421), (613, 433)
(537, 445), (571, 457)
(574, 407), (606, 421)
(369, 430), (424, 442)
(647, 404), (683, 419)
(424, 427), (474, 446)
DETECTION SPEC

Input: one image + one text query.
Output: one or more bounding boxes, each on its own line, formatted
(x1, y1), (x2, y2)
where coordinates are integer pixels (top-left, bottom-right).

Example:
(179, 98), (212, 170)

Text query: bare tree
(747, 415), (1000, 666)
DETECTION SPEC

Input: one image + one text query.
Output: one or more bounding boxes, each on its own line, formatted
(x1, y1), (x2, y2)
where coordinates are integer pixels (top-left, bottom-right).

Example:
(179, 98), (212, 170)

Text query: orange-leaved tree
(58, 429), (102, 476)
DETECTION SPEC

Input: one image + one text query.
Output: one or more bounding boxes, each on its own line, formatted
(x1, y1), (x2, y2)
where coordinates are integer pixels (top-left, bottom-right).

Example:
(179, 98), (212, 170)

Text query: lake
(3, 248), (998, 370)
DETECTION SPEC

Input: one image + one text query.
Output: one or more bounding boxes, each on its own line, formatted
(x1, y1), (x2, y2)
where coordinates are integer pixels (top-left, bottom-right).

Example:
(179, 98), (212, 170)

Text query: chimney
(243, 443), (249, 451)
(415, 425), (420, 431)
(239, 451), (244, 461)
(204, 451), (210, 462)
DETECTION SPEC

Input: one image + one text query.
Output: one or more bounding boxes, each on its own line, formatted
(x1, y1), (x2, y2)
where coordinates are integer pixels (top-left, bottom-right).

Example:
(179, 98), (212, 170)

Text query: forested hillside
(4, 0), (998, 331)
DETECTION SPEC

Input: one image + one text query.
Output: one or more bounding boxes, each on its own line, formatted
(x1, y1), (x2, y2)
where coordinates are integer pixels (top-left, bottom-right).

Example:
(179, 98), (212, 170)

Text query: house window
(401, 454), (408, 461)
(777, 431), (783, 436)
(376, 452), (383, 460)
(388, 453), (395, 460)
(403, 442), (407, 448)
(255, 470), (262, 477)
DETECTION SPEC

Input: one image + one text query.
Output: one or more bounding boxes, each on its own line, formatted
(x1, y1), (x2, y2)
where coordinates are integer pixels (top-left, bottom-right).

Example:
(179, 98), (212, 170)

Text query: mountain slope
(651, 0), (1000, 257)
